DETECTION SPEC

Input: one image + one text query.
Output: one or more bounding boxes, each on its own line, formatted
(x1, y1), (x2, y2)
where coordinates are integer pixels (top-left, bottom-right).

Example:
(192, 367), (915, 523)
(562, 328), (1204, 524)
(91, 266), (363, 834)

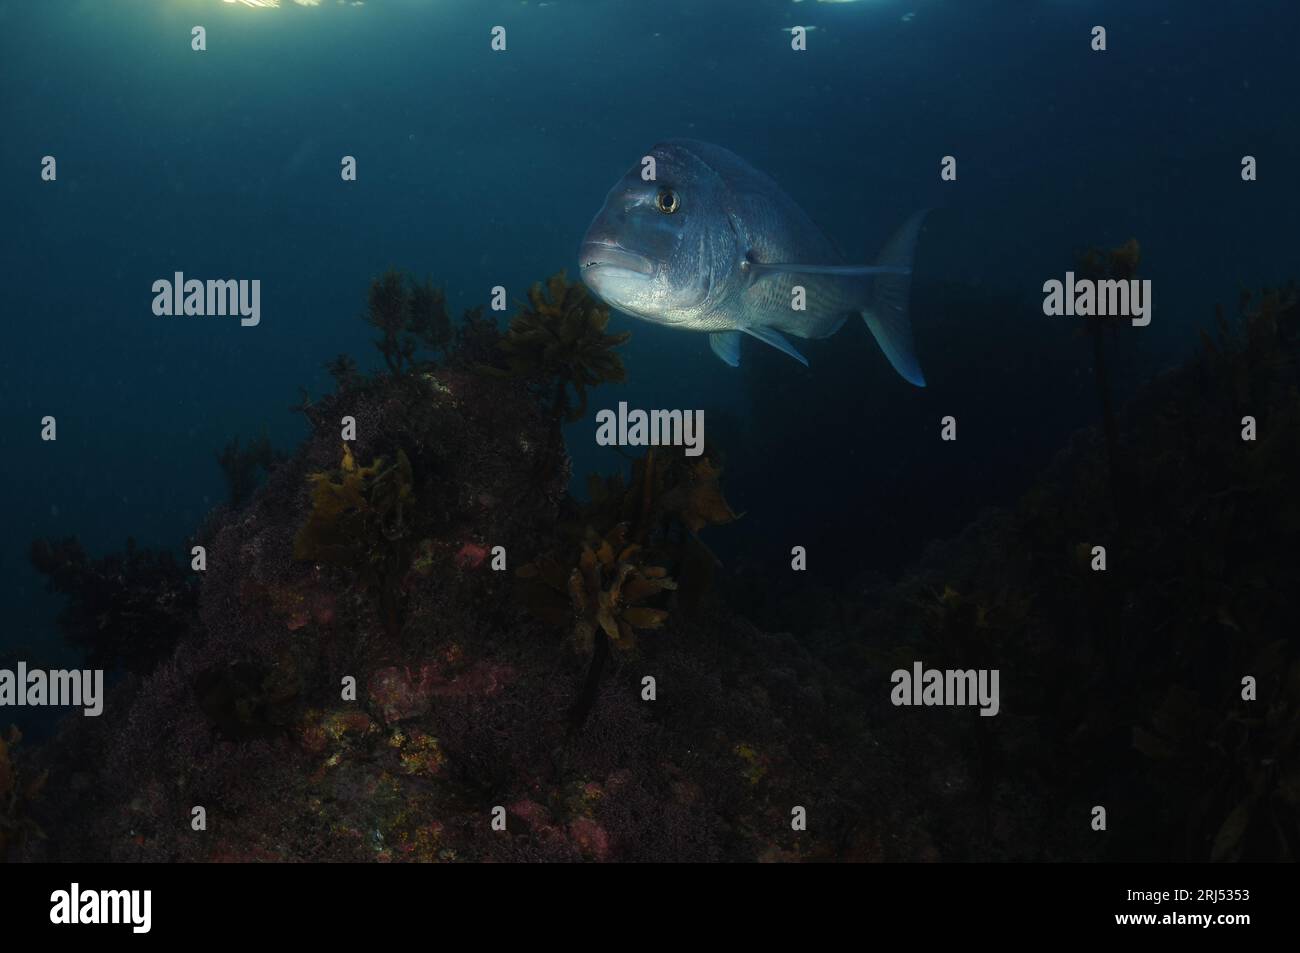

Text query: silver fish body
(579, 139), (927, 385)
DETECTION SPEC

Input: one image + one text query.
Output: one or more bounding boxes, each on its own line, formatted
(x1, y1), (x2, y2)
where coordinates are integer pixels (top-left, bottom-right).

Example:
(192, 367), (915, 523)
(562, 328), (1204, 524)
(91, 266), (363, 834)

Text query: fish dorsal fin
(709, 331), (742, 367)
(741, 326), (808, 367)
(744, 252), (909, 278)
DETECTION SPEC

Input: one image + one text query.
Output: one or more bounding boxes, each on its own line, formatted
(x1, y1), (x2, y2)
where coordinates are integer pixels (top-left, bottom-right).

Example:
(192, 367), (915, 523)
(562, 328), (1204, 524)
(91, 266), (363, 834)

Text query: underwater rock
(368, 658), (515, 727)
(28, 270), (1297, 863)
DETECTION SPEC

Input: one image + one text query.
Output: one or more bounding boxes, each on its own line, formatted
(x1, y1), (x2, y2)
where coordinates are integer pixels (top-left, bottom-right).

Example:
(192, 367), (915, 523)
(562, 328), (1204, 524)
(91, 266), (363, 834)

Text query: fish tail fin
(862, 210), (928, 387)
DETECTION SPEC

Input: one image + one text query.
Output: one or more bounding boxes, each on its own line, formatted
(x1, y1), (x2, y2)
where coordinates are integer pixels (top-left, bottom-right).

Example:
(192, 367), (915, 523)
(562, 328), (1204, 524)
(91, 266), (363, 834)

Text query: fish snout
(578, 241), (656, 288)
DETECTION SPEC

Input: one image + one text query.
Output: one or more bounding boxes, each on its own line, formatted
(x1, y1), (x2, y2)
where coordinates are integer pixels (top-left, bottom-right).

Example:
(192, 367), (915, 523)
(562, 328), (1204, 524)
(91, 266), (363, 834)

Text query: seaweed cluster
(586, 448), (739, 542)
(518, 524), (676, 726)
(512, 443), (741, 726)
(293, 444), (417, 640)
(365, 269), (452, 376)
(28, 536), (198, 674)
(488, 272), (629, 421)
(0, 726), (47, 861)
(217, 432), (282, 507)
(1077, 237), (1141, 284)
(1077, 238), (1143, 519)
(528, 524), (675, 655)
(583, 447), (739, 610)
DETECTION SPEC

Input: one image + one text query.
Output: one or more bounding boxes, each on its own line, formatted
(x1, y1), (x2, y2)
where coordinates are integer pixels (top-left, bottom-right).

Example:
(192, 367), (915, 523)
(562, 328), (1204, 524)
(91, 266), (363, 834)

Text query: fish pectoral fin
(745, 254), (909, 278)
(709, 331), (742, 367)
(741, 326), (809, 367)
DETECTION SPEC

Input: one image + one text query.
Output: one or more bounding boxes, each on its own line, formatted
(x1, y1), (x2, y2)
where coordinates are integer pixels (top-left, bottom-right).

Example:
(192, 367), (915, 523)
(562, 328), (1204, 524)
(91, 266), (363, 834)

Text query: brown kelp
(217, 432), (282, 507)
(366, 269), (453, 377)
(293, 444), (417, 640)
(0, 726), (47, 861)
(488, 271), (630, 422)
(583, 447), (740, 611)
(1076, 238), (1141, 522)
(585, 448), (739, 544)
(28, 536), (198, 674)
(514, 444), (740, 727)
(517, 523), (676, 727)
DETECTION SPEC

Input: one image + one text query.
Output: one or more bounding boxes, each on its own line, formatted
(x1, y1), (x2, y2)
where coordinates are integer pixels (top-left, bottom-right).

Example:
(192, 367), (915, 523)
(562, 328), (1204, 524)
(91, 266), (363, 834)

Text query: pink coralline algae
(368, 660), (515, 725)
(430, 662), (514, 699)
(307, 591), (337, 625)
(454, 542), (488, 569)
(567, 817), (611, 860)
(509, 799), (553, 830)
(368, 664), (440, 724)
(506, 802), (611, 859)
(284, 591), (337, 631)
(508, 799), (566, 846)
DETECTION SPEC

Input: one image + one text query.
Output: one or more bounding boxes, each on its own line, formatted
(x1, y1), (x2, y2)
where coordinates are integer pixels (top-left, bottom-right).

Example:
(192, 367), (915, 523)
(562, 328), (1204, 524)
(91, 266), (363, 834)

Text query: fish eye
(656, 189), (680, 214)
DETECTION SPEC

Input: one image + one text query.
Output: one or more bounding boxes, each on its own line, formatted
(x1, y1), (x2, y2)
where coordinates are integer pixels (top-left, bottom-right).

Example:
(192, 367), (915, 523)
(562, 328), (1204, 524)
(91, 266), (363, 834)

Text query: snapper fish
(578, 139), (927, 385)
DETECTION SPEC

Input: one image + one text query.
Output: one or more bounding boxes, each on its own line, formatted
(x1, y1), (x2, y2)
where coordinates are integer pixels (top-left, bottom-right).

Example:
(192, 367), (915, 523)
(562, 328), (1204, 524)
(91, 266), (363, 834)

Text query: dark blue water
(3, 0), (1297, 733)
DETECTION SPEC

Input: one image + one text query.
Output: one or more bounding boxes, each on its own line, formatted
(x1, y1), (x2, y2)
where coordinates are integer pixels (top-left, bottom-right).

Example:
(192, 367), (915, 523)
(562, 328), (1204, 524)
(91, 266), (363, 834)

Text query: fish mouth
(579, 242), (655, 279)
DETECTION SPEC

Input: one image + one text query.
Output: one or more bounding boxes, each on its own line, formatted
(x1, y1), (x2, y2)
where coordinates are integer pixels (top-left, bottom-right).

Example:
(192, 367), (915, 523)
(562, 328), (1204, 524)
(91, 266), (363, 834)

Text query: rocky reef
(15, 268), (1300, 863)
(732, 279), (1300, 861)
(18, 271), (880, 863)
